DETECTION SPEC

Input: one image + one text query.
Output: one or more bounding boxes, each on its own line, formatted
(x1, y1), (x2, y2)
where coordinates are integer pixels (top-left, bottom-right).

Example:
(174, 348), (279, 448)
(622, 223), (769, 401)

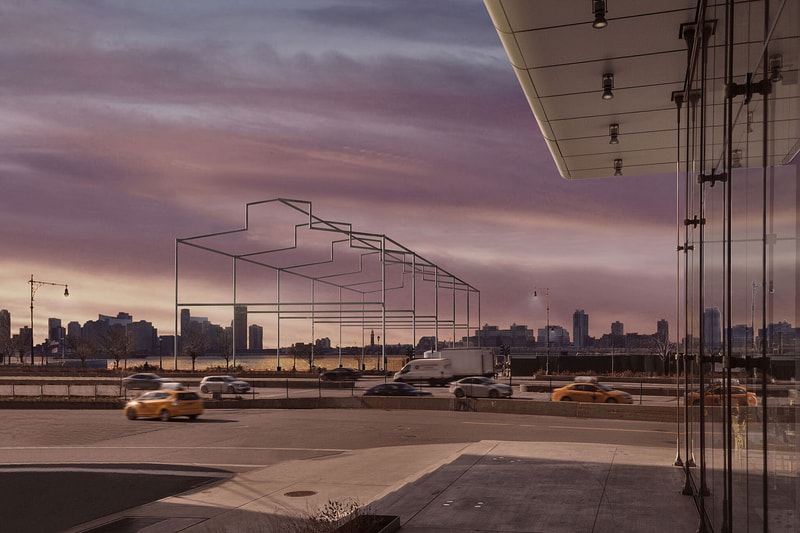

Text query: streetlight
(29, 275), (69, 365)
(534, 287), (550, 375)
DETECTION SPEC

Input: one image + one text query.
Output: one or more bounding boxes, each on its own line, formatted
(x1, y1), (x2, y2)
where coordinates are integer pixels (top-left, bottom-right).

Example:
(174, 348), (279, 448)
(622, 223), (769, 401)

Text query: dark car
(363, 383), (433, 397)
(319, 367), (362, 381)
(121, 373), (174, 390)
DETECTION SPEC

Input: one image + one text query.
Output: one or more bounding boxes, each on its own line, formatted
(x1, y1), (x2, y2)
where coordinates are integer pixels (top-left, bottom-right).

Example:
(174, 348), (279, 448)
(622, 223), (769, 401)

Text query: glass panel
(678, 1), (798, 529)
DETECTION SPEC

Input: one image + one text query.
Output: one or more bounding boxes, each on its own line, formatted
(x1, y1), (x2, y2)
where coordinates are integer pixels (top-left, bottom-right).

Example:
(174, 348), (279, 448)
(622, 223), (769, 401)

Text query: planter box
(335, 514), (399, 533)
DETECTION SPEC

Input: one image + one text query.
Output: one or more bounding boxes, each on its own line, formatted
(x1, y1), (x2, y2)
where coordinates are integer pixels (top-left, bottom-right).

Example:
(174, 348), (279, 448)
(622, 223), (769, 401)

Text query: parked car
(690, 385), (758, 407)
(122, 373), (174, 390)
(363, 383), (433, 397)
(199, 375), (251, 394)
(449, 376), (513, 399)
(552, 379), (633, 404)
(124, 390), (203, 421)
(320, 367), (362, 381)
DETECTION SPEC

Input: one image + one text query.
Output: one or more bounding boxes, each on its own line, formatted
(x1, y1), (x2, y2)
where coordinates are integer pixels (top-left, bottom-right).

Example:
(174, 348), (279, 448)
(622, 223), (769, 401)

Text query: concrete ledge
(200, 396), (679, 422)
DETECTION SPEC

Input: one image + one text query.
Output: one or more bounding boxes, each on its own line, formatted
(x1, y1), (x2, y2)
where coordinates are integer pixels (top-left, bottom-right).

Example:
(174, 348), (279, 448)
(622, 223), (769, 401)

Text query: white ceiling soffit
(484, 0), (800, 179)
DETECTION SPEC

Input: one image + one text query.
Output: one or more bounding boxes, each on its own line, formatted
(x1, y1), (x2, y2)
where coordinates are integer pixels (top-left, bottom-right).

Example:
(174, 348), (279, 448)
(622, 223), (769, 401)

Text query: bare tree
(651, 334), (676, 376)
(218, 328), (233, 369)
(100, 325), (134, 370)
(66, 335), (96, 368)
(0, 336), (10, 365)
(182, 322), (208, 372)
(8, 336), (28, 364)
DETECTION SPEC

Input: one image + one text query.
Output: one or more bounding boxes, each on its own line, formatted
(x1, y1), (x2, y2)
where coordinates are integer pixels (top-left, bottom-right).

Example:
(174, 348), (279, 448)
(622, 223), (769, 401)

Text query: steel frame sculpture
(174, 198), (480, 370)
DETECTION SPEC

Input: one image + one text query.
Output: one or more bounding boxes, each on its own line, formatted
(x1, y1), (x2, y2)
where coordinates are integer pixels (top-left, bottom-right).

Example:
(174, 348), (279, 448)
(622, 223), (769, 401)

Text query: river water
(97, 353), (405, 372)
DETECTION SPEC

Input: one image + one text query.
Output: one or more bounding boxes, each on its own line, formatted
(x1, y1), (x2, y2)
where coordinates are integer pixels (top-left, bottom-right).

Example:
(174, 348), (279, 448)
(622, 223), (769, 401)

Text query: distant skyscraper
(180, 309), (191, 338)
(573, 310), (589, 349)
(703, 307), (722, 351)
(611, 321), (624, 337)
(656, 319), (669, 342)
(249, 324), (263, 351)
(48, 318), (63, 343)
(67, 321), (81, 339)
(0, 309), (10, 344)
(129, 320), (158, 354)
(233, 305), (247, 352)
(0, 309), (10, 362)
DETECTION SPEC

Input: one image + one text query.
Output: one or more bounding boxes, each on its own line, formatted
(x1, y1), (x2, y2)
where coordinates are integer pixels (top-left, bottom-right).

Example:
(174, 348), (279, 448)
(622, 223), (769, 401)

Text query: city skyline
(7, 299), (794, 348)
(1, 303), (675, 349)
(3, 1), (692, 344)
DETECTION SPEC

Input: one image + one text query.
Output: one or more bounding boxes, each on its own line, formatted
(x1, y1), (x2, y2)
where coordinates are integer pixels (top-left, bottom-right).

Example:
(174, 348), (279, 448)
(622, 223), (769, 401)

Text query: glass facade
(675, 2), (798, 530)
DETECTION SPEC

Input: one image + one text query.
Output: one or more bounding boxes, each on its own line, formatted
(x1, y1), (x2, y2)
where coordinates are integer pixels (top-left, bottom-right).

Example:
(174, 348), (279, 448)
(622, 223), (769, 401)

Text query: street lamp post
(29, 275), (69, 365)
(750, 281), (759, 356)
(534, 287), (550, 375)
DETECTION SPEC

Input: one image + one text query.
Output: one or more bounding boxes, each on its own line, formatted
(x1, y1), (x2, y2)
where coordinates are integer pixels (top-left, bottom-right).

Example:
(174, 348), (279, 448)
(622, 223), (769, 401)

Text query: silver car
(449, 377), (513, 399)
(199, 375), (251, 394)
(122, 373), (173, 390)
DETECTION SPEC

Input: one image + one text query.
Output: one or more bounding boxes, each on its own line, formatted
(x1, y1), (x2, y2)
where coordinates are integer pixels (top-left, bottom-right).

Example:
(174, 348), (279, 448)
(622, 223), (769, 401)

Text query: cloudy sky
(1, 0), (677, 346)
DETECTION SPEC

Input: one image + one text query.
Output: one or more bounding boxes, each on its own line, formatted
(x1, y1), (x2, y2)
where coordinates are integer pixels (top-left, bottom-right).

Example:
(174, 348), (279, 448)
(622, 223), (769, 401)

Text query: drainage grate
(285, 490), (317, 497)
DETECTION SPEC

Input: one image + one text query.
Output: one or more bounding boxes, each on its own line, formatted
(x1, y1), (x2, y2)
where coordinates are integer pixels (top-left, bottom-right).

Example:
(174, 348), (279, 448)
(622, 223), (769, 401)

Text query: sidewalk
(72, 441), (699, 532)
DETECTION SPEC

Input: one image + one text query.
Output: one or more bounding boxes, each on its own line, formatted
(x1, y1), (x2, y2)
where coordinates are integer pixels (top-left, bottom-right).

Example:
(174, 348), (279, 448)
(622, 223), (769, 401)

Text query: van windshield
(399, 366), (410, 374)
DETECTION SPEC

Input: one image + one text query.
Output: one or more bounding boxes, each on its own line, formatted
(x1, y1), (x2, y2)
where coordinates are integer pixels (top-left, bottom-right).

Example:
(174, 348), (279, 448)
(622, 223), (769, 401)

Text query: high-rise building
(48, 318), (64, 343)
(180, 309), (191, 338)
(0, 309), (10, 344)
(249, 324), (263, 351)
(611, 321), (624, 337)
(67, 321), (81, 339)
(233, 305), (247, 352)
(572, 310), (589, 349)
(0, 309), (10, 362)
(129, 320), (158, 354)
(656, 319), (669, 342)
(703, 307), (722, 351)
(537, 325), (570, 347)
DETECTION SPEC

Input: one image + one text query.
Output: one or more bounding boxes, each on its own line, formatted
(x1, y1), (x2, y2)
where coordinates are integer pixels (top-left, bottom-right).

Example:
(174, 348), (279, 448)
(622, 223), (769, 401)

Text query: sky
(1, 0), (678, 346)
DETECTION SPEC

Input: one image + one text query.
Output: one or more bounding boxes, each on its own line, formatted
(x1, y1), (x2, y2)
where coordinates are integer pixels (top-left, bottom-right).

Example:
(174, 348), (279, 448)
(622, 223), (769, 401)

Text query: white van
(393, 358), (453, 386)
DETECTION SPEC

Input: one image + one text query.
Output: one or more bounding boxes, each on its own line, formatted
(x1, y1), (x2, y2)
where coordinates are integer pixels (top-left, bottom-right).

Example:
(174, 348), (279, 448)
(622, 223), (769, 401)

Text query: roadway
(0, 408), (687, 532)
(0, 375), (687, 405)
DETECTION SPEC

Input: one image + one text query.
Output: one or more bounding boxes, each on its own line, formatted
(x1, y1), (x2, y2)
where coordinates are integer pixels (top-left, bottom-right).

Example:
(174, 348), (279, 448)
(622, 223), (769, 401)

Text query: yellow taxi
(125, 389), (203, 421)
(552, 378), (633, 404)
(690, 384), (758, 407)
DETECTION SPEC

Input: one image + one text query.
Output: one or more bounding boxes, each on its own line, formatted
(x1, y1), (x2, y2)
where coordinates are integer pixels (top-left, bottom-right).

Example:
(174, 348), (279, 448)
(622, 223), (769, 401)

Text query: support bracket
(726, 73), (772, 105)
(698, 170), (728, 187)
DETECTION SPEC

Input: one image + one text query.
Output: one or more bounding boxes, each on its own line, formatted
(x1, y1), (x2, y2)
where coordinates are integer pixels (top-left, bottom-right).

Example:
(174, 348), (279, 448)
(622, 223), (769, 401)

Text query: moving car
(199, 375), (251, 394)
(320, 367), (362, 381)
(449, 376), (513, 399)
(363, 383), (433, 397)
(122, 373), (174, 390)
(690, 384), (758, 406)
(552, 379), (633, 404)
(124, 390), (203, 421)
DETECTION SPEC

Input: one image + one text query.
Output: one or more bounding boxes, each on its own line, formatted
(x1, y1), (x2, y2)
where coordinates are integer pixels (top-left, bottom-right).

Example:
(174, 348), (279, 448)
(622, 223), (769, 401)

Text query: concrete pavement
(69, 440), (700, 532)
